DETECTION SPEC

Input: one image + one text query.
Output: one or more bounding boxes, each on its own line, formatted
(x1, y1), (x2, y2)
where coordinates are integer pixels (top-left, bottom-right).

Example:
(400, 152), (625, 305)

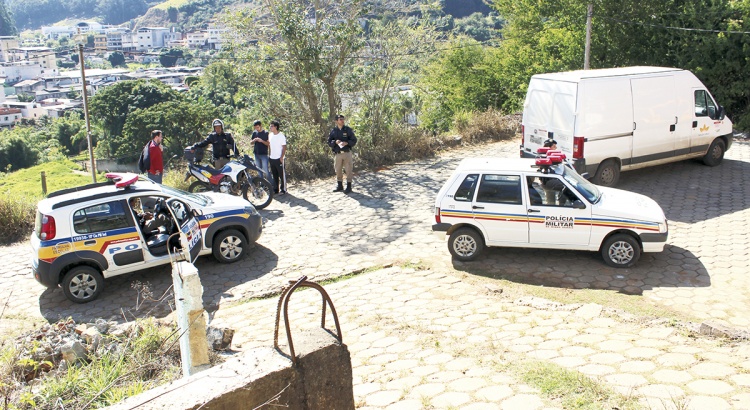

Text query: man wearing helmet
(191, 119), (238, 169)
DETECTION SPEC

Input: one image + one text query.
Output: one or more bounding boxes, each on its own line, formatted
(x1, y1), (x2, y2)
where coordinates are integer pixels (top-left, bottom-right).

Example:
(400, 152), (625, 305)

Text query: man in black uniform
(327, 114), (357, 193)
(192, 119), (237, 169)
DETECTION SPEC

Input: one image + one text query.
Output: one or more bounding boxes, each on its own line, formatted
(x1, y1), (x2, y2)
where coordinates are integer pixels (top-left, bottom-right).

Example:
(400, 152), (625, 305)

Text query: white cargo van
(520, 66), (733, 186)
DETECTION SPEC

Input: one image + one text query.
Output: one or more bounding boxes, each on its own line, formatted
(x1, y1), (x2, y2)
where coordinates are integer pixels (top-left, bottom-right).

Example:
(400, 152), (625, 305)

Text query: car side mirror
(718, 105), (726, 120)
(572, 200), (586, 209)
(580, 172), (590, 180)
(192, 208), (202, 217)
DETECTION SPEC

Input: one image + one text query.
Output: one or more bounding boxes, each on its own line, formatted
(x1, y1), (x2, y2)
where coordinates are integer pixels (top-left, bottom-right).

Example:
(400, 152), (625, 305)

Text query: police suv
(31, 173), (263, 303)
(432, 151), (668, 268)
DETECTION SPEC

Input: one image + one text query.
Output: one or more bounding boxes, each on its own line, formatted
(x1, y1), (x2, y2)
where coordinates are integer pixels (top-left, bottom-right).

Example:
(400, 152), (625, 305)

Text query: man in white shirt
(268, 120), (287, 195)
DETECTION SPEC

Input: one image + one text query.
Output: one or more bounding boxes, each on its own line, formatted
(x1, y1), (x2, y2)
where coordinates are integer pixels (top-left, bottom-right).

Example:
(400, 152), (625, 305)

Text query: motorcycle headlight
(244, 206), (259, 216)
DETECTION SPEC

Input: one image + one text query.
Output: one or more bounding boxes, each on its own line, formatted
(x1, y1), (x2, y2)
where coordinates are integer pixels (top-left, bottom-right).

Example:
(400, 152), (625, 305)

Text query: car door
(526, 175), (591, 246)
(472, 174), (529, 245)
(691, 89), (720, 152)
(166, 198), (203, 263)
(71, 199), (144, 272)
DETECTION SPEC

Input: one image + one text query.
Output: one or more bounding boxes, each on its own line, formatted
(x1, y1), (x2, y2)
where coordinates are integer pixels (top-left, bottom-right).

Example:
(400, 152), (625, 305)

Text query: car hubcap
(602, 168), (614, 184)
(220, 236), (242, 260)
(713, 146), (722, 159)
(453, 235), (477, 257)
(608, 241), (634, 265)
(69, 274), (96, 299)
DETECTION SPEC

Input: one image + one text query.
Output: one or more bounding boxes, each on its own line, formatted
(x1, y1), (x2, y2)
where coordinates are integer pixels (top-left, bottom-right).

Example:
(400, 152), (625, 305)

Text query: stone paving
(3, 138), (750, 331)
(214, 266), (750, 409)
(2, 138), (750, 406)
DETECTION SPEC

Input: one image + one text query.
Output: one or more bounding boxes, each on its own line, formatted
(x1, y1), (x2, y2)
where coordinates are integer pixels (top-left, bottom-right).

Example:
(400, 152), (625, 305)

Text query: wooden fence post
(41, 171), (47, 195)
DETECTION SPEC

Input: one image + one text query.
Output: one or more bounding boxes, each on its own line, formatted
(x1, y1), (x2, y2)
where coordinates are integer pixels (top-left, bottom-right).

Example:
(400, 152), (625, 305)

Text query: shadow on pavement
(618, 153), (750, 224)
(451, 244), (709, 296)
(38, 243), (279, 324)
(273, 192), (320, 212)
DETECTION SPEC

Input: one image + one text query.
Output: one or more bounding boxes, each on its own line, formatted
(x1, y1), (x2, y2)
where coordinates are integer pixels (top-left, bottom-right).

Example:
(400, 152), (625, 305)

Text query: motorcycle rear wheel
(242, 177), (273, 210)
(188, 181), (211, 193)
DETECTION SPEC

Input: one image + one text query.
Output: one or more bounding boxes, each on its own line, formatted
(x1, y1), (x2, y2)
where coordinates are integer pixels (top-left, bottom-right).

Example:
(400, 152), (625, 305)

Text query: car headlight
(659, 220), (668, 233)
(244, 206), (259, 216)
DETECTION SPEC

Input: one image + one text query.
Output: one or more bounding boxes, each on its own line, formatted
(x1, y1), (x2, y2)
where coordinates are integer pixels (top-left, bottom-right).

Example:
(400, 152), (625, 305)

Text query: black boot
(344, 182), (352, 194)
(333, 181), (344, 192)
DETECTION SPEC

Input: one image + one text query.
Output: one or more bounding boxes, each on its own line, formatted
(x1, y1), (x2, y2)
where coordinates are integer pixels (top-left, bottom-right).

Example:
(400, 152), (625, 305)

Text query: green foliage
(1, 318), (181, 409)
(419, 39), (507, 131)
(90, 79), (182, 157)
(0, 193), (36, 244)
(108, 51), (126, 68)
(158, 48), (184, 68)
(0, 0), (17, 36)
(188, 61), (244, 112)
(0, 134), (39, 172)
(452, 12), (503, 42)
(121, 100), (219, 158)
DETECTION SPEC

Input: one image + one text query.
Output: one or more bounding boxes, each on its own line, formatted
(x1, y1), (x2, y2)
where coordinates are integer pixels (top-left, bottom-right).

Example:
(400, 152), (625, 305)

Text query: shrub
(0, 194), (36, 244)
(452, 109), (520, 144)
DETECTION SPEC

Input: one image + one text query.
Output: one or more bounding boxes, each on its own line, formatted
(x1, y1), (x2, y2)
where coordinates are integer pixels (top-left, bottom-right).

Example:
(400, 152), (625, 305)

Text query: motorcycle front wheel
(188, 181), (211, 193)
(242, 177), (273, 210)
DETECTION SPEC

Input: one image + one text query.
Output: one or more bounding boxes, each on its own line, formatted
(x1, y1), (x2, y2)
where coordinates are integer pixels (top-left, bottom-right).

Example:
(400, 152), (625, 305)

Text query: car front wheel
(448, 228), (484, 261)
(212, 229), (248, 263)
(601, 233), (641, 268)
(61, 266), (104, 303)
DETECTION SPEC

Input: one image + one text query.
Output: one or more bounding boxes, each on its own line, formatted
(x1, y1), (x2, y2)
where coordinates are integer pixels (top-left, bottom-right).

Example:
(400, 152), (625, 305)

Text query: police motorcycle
(184, 146), (274, 210)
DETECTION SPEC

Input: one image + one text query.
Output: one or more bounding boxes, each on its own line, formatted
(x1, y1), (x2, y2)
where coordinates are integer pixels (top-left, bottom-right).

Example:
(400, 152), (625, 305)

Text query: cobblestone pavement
(215, 266), (750, 410)
(2, 138), (750, 332)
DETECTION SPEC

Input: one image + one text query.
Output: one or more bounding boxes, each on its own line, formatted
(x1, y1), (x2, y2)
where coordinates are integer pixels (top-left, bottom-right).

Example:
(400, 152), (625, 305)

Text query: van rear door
(630, 76), (677, 164)
(522, 79), (577, 156)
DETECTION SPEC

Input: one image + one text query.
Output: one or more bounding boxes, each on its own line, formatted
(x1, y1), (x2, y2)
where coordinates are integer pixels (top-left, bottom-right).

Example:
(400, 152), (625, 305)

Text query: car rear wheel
(448, 228), (484, 261)
(61, 266), (104, 303)
(601, 233), (641, 268)
(702, 138), (726, 167)
(212, 229), (248, 263)
(593, 159), (620, 187)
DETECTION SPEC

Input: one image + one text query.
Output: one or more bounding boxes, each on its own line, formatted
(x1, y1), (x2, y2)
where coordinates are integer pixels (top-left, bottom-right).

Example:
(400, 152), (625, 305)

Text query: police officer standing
(192, 119), (237, 169)
(327, 114), (357, 193)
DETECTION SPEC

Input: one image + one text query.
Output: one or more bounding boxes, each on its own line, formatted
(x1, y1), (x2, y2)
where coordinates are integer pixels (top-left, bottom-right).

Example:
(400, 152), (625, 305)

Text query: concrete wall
(106, 328), (354, 410)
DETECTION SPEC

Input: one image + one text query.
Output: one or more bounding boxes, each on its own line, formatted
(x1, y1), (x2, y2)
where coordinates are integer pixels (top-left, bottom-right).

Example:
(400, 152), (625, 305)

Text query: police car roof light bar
(536, 147), (550, 155)
(535, 157), (552, 167)
(548, 155), (563, 164)
(105, 172), (139, 188)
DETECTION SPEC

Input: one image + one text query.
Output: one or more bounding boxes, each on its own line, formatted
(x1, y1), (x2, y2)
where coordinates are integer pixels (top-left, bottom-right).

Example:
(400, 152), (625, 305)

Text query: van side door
(472, 174), (529, 245)
(525, 175), (592, 246)
(631, 76), (677, 164)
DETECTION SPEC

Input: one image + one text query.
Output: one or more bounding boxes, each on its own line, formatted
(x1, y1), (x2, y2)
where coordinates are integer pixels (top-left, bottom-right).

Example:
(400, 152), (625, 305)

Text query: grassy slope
(0, 160), (102, 199)
(153, 0), (194, 11)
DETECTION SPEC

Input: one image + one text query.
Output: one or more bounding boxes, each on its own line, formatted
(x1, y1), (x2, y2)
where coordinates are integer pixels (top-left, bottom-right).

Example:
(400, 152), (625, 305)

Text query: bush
(452, 109), (520, 144)
(0, 194), (36, 244)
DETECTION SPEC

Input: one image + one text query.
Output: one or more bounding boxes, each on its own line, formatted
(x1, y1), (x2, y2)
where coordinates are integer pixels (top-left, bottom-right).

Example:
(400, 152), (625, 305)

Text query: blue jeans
(254, 154), (270, 182)
(147, 172), (162, 184)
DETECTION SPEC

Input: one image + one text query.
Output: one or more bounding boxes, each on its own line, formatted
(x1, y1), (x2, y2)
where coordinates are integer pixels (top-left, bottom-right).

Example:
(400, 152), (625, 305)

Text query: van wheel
(601, 234), (641, 268)
(212, 229), (248, 263)
(593, 160), (620, 187)
(448, 228), (484, 261)
(61, 266), (104, 303)
(702, 138), (726, 167)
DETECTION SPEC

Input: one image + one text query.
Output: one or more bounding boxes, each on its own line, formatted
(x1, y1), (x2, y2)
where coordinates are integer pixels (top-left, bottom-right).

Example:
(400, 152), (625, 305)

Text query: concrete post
(172, 260), (210, 376)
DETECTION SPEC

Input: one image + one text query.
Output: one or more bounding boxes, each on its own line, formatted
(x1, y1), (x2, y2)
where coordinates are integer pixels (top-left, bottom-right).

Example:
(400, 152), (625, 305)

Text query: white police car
(432, 152), (668, 267)
(31, 173), (263, 303)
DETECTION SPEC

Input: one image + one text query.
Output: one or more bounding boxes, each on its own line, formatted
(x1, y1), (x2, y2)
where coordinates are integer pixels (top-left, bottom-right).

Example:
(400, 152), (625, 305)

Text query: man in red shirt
(147, 130), (164, 183)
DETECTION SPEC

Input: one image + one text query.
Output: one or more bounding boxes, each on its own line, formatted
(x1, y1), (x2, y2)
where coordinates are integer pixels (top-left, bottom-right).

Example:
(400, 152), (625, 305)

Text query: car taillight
(573, 136), (585, 159)
(40, 215), (56, 240)
(520, 125), (525, 158)
(435, 207), (441, 224)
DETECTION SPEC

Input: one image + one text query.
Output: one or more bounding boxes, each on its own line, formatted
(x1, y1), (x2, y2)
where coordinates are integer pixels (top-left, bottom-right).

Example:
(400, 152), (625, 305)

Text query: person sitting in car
(129, 197), (169, 234)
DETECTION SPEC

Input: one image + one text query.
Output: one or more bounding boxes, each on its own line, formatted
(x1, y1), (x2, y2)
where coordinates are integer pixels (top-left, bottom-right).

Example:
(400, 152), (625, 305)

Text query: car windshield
(561, 166), (601, 203)
(160, 185), (212, 207)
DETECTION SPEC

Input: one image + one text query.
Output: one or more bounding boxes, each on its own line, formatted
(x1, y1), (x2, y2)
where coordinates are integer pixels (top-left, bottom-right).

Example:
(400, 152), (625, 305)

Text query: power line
(598, 15), (750, 35)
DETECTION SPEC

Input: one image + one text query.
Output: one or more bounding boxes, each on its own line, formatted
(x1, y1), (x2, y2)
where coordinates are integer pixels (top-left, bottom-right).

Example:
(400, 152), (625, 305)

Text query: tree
(0, 1), (17, 36)
(108, 51), (126, 67)
(227, 0), (366, 132)
(159, 48), (184, 68)
(89, 79), (182, 157)
(96, 0), (148, 25)
(121, 100), (219, 159)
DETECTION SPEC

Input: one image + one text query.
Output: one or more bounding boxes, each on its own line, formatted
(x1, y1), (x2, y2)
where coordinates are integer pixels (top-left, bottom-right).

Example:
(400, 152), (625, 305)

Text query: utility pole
(79, 44), (96, 183)
(584, 3), (593, 70)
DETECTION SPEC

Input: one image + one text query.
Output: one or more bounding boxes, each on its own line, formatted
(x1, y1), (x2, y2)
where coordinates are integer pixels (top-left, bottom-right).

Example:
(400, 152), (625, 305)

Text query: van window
(694, 90), (717, 118)
(476, 175), (522, 205)
(73, 201), (130, 234)
(453, 174), (478, 202)
(551, 94), (575, 133)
